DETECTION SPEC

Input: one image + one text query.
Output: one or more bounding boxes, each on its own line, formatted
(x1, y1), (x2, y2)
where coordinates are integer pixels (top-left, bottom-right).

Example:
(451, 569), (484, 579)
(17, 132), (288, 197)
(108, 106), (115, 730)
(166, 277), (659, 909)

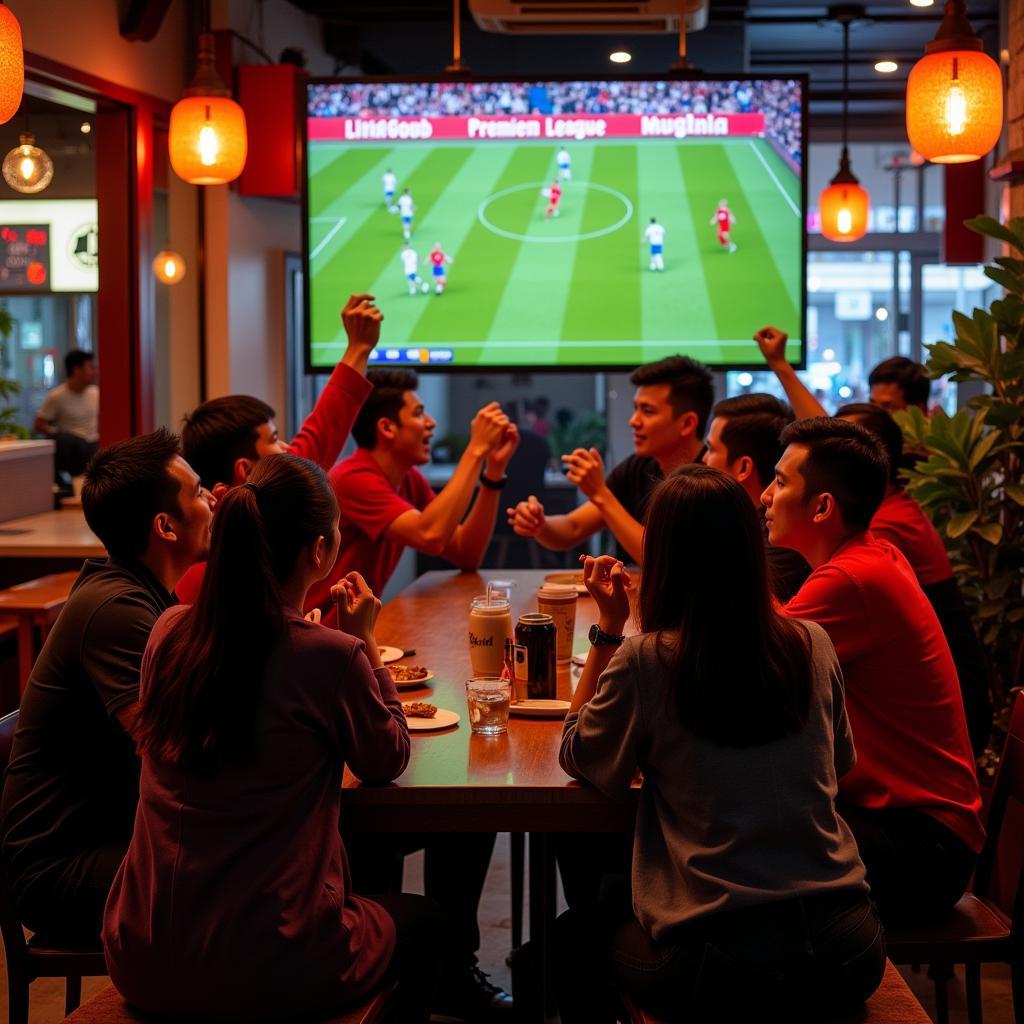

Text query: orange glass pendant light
(152, 250), (186, 285)
(906, 0), (1002, 163)
(819, 8), (870, 242)
(0, 3), (23, 125)
(169, 33), (247, 185)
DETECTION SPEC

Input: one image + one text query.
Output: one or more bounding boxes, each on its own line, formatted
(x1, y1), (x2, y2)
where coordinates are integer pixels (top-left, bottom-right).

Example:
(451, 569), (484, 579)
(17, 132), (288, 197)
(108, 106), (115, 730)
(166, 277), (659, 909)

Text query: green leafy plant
(895, 215), (1024, 719)
(0, 306), (26, 439)
(550, 411), (608, 461)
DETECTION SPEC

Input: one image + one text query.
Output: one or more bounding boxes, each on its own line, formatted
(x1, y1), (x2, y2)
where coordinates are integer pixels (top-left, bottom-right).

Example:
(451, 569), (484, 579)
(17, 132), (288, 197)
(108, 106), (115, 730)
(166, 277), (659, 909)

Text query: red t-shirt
(549, 185), (562, 203)
(176, 363), (373, 605)
(716, 208), (731, 229)
(306, 448), (436, 624)
(870, 488), (953, 587)
(430, 250), (446, 267)
(784, 532), (984, 853)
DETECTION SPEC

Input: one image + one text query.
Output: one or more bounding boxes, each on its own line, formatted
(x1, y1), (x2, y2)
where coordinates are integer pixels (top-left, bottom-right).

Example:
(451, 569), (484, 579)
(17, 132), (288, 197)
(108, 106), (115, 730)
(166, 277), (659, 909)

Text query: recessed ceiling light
(909, 0), (934, 7)
(80, 121), (91, 134)
(875, 60), (899, 73)
(609, 50), (632, 64)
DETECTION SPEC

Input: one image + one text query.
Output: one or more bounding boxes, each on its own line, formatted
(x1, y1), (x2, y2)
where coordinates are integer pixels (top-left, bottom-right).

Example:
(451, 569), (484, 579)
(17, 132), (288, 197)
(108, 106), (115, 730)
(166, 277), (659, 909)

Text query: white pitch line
(310, 217), (348, 260)
(748, 141), (800, 218)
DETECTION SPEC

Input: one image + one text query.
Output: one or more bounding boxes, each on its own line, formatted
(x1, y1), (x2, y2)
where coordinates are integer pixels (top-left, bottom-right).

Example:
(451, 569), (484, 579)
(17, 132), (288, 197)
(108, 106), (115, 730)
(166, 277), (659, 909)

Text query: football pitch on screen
(307, 137), (802, 369)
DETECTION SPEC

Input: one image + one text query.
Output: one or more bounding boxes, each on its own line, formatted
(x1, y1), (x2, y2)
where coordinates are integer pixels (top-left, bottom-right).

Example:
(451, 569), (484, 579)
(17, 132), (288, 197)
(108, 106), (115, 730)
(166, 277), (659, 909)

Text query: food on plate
(402, 701), (438, 719)
(390, 664), (430, 683)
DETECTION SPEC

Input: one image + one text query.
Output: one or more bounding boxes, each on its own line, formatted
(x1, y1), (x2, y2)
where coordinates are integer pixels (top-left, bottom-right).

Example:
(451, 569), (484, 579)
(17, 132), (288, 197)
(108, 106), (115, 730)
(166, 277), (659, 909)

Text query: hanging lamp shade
(819, 149), (869, 242)
(2, 133), (53, 193)
(153, 249), (186, 285)
(905, 0), (1002, 163)
(169, 33), (247, 185)
(0, 4), (23, 125)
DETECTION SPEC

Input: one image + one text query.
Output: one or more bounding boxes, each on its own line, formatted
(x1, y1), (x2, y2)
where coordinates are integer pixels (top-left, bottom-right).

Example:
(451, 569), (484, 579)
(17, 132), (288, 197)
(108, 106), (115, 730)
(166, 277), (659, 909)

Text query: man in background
(34, 349), (100, 479)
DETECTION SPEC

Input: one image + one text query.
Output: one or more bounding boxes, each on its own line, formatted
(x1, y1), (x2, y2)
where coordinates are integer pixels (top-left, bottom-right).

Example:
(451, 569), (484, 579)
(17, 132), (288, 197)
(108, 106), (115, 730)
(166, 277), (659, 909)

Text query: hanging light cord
(841, 17), (850, 158)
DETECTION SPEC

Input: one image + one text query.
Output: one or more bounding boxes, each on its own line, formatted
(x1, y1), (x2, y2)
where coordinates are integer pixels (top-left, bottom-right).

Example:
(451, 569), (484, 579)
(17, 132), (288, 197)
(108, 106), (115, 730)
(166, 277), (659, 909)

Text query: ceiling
(286, 0), (1002, 132)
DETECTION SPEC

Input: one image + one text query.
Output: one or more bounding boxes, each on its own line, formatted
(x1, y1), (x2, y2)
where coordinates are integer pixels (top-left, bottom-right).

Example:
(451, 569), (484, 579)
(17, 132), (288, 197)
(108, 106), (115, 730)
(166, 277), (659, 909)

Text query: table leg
(16, 616), (33, 694)
(528, 832), (558, 1024)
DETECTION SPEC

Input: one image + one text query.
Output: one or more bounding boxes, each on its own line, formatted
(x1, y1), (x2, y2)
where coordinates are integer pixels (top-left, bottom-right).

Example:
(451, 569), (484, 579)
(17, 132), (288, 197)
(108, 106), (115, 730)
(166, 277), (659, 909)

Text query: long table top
(340, 569), (637, 832)
(0, 509), (105, 559)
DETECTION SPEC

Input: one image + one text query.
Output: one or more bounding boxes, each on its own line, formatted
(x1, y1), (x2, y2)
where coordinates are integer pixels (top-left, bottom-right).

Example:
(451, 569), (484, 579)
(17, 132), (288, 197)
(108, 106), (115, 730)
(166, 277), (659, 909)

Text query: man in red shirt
(762, 417), (984, 921)
(545, 180), (562, 219)
(175, 294), (382, 604)
(710, 198), (736, 253)
(307, 368), (518, 619)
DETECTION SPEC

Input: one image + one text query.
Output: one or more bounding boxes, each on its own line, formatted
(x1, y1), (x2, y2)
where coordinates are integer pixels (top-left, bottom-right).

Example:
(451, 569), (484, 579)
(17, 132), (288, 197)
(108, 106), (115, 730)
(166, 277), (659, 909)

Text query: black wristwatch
(589, 623), (625, 647)
(479, 471), (508, 491)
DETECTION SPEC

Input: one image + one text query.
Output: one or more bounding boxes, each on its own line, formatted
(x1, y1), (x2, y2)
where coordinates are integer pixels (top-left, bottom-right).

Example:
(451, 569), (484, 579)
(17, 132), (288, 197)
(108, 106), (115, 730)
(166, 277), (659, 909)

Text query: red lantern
(819, 151), (870, 242)
(169, 33), (247, 185)
(0, 3), (24, 125)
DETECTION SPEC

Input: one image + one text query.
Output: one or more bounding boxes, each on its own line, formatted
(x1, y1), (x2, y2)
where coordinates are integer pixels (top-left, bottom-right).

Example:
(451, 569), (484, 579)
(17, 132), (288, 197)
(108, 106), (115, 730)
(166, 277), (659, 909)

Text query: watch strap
(479, 471), (508, 491)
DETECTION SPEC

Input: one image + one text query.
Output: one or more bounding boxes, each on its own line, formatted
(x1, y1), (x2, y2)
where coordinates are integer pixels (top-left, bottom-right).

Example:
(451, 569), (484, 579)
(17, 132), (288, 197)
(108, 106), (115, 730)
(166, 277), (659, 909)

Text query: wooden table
(342, 569), (637, 1022)
(0, 510), (104, 588)
(0, 570), (81, 690)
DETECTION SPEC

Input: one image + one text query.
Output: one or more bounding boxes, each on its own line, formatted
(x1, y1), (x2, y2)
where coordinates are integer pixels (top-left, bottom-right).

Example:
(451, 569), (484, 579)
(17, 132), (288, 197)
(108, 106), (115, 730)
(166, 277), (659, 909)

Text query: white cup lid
(538, 583), (577, 597)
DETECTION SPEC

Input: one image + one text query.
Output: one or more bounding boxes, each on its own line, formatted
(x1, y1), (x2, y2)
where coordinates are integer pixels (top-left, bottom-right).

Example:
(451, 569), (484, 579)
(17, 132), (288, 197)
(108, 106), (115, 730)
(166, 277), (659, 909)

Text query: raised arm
(754, 325), (827, 420)
(507, 496), (606, 552)
(562, 448), (644, 564)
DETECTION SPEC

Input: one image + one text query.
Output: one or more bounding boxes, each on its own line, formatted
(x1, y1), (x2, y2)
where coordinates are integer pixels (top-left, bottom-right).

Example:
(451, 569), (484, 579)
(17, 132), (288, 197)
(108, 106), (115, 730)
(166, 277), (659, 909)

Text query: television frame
(302, 73), (808, 375)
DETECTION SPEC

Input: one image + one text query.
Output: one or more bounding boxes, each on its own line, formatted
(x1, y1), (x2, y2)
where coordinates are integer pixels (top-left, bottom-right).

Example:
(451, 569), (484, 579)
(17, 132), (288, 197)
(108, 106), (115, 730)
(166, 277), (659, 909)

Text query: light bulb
(2, 133), (54, 193)
(198, 124), (219, 167)
(944, 83), (967, 136)
(164, 258), (176, 278)
(837, 208), (852, 235)
(18, 154), (32, 179)
(152, 249), (186, 285)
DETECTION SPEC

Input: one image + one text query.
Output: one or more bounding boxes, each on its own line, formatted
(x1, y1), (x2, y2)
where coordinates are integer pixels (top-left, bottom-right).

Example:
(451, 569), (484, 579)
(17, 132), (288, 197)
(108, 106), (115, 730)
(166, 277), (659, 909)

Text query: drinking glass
(465, 676), (512, 736)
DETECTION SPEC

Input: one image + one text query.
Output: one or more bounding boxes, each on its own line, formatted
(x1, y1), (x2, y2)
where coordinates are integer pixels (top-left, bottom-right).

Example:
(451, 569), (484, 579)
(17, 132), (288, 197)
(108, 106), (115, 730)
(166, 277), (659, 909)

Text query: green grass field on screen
(307, 136), (803, 369)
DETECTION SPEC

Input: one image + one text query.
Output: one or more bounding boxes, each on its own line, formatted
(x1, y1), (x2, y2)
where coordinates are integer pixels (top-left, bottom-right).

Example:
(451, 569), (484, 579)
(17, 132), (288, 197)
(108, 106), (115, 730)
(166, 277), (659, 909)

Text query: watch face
(589, 623), (599, 644)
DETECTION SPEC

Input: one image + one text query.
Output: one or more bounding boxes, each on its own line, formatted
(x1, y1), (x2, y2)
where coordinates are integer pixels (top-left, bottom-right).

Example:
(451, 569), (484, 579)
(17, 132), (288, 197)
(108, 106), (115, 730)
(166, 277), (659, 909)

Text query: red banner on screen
(308, 112), (766, 143)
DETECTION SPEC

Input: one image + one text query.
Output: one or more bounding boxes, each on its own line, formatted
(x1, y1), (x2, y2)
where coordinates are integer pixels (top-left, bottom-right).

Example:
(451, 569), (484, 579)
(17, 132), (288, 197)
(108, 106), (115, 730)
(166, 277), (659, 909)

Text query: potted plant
(0, 306), (26, 440)
(896, 215), (1024, 750)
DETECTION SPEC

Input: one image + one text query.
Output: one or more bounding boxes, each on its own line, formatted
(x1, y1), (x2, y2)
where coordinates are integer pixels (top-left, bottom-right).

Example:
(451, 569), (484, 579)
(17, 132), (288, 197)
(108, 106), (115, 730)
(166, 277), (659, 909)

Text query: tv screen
(305, 77), (805, 372)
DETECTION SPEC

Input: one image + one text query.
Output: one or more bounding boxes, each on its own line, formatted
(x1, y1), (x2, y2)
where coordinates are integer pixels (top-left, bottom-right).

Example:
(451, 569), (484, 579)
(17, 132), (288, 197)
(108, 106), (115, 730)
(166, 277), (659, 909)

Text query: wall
(1010, 0), (1024, 219)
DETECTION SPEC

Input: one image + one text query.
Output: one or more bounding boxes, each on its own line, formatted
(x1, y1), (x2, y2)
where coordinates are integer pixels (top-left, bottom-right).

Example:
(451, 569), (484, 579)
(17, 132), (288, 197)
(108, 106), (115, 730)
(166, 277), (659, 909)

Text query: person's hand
(304, 608), (322, 624)
(468, 402), (510, 458)
(487, 423), (520, 475)
(562, 447), (606, 499)
(580, 554), (632, 635)
(507, 495), (545, 537)
(331, 571), (382, 645)
(341, 294), (383, 356)
(754, 325), (789, 368)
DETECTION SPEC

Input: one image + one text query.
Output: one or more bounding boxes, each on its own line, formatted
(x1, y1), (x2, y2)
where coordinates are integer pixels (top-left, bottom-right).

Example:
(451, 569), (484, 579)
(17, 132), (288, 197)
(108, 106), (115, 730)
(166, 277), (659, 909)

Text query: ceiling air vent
(468, 0), (709, 34)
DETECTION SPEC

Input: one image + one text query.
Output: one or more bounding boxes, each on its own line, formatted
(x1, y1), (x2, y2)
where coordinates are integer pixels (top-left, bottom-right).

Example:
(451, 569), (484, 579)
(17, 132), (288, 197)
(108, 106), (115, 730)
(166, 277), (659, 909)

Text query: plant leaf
(1005, 483), (1024, 507)
(967, 215), (1023, 249)
(947, 511), (979, 538)
(970, 522), (1004, 545)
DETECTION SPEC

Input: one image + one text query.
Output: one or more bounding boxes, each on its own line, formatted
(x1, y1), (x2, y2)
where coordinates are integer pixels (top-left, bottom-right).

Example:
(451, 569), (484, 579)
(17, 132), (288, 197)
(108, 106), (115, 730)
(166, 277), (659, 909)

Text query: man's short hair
(712, 393), (793, 489)
(837, 402), (903, 484)
(82, 428), (183, 561)
(778, 417), (889, 531)
(868, 356), (931, 407)
(352, 369), (419, 449)
(181, 395), (275, 489)
(65, 349), (93, 378)
(630, 355), (715, 436)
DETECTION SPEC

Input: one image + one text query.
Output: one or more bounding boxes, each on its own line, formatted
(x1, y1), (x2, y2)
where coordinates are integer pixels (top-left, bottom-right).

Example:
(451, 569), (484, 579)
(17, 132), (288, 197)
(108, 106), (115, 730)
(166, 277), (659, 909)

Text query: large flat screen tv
(304, 77), (806, 372)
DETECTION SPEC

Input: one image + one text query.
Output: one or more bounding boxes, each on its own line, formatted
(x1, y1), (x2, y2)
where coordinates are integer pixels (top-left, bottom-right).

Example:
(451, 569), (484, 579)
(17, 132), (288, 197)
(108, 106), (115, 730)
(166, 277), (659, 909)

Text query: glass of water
(465, 676), (512, 736)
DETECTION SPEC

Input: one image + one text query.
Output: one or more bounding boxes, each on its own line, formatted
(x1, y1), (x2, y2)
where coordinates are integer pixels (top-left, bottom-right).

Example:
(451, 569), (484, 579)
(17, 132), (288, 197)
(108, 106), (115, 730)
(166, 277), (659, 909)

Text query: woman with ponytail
(102, 453), (446, 1022)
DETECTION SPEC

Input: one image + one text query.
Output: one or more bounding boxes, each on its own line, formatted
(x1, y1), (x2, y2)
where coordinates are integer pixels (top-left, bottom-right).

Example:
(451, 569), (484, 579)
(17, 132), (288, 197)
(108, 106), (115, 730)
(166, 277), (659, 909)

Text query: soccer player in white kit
(644, 217), (666, 271)
(557, 146), (571, 181)
(400, 244), (429, 295)
(397, 188), (415, 240)
(382, 168), (397, 210)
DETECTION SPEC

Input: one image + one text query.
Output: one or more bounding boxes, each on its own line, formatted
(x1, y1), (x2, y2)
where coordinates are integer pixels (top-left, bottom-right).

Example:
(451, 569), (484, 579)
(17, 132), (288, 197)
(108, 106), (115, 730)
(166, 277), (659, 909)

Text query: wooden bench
(61, 983), (396, 1024)
(0, 571), (79, 691)
(620, 960), (931, 1023)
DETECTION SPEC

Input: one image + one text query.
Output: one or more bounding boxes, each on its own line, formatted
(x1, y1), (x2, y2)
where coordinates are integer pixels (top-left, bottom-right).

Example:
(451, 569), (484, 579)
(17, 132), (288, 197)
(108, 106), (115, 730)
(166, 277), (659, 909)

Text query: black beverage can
(514, 612), (557, 699)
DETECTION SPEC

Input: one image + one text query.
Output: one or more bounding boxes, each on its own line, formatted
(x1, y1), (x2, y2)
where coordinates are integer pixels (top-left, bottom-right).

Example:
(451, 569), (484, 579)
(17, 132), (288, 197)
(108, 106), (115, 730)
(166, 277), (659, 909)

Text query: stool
(619, 960), (931, 1023)
(0, 571), (79, 691)
(61, 982), (397, 1023)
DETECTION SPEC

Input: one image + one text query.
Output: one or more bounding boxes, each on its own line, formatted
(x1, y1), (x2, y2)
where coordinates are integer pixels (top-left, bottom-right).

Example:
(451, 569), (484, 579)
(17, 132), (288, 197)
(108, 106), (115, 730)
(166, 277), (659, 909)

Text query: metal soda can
(514, 612), (557, 700)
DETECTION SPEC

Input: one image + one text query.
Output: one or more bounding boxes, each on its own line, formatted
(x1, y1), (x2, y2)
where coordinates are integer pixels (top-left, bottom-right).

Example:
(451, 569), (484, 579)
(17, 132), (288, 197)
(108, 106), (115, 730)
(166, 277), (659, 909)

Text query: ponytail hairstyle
(638, 464), (813, 747)
(137, 454), (339, 772)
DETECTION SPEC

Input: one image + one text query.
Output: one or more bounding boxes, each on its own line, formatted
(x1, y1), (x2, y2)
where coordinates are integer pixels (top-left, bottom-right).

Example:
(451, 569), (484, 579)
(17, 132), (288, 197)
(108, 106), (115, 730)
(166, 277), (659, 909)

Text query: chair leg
(510, 832), (525, 949)
(932, 965), (950, 1024)
(65, 974), (83, 1015)
(964, 963), (983, 1024)
(9, 978), (29, 1024)
(1011, 955), (1023, 1024)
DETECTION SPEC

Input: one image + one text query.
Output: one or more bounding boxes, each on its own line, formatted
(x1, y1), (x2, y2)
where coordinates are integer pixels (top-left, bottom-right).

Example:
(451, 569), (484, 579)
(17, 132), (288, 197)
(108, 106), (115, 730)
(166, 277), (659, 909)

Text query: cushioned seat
(61, 983), (396, 1024)
(886, 893), (1012, 960)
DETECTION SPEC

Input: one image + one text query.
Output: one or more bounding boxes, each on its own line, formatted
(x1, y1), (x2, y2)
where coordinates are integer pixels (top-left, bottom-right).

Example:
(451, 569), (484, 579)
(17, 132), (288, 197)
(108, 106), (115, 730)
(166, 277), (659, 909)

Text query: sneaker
(434, 964), (514, 1021)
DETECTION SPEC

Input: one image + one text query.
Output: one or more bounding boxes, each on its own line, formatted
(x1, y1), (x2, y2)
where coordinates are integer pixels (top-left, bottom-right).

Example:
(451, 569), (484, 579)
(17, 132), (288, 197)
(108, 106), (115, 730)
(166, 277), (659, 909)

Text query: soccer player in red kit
(711, 199), (736, 253)
(429, 242), (453, 295)
(545, 181), (562, 219)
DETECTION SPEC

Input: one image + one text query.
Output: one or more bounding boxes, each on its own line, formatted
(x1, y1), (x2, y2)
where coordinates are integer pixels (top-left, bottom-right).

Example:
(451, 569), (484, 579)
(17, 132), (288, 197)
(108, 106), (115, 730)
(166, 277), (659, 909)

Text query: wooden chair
(0, 709), (108, 1024)
(0, 571), (79, 691)
(619, 960), (931, 1023)
(885, 690), (1024, 1024)
(60, 981), (397, 1023)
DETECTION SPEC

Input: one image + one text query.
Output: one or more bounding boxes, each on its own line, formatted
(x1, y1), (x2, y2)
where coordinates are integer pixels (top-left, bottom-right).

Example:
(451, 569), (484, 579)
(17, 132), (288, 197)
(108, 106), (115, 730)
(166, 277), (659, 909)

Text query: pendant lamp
(0, 3), (22, 125)
(2, 132), (53, 193)
(153, 250), (186, 285)
(169, 31), (247, 185)
(905, 0), (1002, 163)
(819, 9), (870, 242)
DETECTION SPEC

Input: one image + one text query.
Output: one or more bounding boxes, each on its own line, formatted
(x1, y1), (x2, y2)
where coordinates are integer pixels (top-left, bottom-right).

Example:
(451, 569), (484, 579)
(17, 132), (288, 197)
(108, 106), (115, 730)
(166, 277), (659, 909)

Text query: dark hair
(351, 368), (419, 449)
(65, 349), (93, 377)
(712, 393), (793, 489)
(137, 454), (338, 773)
(837, 402), (903, 484)
(181, 395), (275, 489)
(82, 428), (182, 561)
(868, 356), (931, 407)
(778, 417), (889, 530)
(630, 355), (714, 435)
(639, 465), (812, 746)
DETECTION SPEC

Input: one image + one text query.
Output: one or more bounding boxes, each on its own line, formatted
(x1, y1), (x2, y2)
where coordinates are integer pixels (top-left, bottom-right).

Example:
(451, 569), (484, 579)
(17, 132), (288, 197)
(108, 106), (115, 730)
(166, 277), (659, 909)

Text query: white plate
(510, 699), (572, 719)
(378, 645), (404, 664)
(392, 670), (435, 690)
(405, 708), (460, 731)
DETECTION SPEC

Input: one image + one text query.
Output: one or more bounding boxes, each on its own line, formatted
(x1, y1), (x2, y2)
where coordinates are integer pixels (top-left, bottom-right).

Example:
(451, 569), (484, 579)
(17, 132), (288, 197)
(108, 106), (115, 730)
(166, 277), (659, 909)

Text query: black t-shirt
(605, 455), (665, 562)
(0, 558), (173, 920)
